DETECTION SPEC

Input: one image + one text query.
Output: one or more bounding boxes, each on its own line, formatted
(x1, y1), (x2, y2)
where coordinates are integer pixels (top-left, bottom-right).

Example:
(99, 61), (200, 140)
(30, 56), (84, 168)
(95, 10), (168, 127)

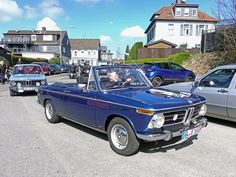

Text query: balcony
(2, 38), (34, 45)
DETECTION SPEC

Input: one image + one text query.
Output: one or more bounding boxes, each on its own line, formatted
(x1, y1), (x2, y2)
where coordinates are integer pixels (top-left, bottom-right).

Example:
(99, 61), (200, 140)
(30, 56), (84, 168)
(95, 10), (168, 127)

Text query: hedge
(129, 42), (143, 60)
(10, 55), (46, 66)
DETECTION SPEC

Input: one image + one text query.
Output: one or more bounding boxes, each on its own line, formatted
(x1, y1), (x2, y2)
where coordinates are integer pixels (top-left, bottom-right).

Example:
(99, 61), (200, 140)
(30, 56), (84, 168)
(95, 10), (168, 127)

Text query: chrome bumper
(11, 86), (38, 93)
(136, 118), (208, 142)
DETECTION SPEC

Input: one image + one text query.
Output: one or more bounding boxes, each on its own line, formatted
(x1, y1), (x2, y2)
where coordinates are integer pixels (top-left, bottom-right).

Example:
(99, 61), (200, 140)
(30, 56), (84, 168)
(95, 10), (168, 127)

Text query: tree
(214, 0), (236, 65)
(129, 42), (143, 60)
(125, 45), (130, 60)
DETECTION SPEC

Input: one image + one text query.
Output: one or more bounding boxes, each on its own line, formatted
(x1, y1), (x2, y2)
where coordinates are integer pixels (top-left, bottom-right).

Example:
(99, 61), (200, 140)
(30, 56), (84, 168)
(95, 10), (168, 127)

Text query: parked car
(60, 64), (69, 73)
(9, 64), (47, 96)
(37, 66), (207, 156)
(32, 62), (51, 75)
(161, 65), (236, 122)
(142, 62), (196, 87)
(50, 64), (61, 75)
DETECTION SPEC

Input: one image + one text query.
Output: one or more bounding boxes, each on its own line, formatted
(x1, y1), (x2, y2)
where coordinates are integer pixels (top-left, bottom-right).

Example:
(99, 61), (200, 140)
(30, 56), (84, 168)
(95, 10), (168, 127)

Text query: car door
(226, 74), (236, 121)
(169, 63), (186, 81)
(156, 63), (173, 81)
(62, 73), (97, 127)
(193, 69), (236, 118)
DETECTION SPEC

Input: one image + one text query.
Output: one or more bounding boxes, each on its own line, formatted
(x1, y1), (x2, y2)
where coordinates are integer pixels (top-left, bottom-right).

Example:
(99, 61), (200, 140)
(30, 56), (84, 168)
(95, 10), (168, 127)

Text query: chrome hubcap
(153, 77), (162, 87)
(111, 124), (128, 150)
(46, 103), (53, 119)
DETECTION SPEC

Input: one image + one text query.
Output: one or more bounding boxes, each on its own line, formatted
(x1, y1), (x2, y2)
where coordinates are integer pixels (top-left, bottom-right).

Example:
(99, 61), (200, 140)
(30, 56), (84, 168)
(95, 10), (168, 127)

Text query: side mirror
(193, 81), (200, 87)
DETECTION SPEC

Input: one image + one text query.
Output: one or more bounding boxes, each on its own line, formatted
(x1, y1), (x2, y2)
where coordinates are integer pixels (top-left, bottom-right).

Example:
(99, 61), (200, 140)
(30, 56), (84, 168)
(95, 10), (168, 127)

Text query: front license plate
(181, 126), (202, 141)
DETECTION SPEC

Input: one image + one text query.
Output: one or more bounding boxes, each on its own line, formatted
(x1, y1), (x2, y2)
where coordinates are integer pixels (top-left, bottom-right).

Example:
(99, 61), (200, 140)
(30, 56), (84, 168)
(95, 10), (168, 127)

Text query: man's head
(108, 71), (119, 82)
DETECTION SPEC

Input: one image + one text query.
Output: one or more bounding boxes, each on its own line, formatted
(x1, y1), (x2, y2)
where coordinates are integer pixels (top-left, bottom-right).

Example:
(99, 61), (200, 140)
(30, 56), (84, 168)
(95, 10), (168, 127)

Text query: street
(0, 73), (236, 177)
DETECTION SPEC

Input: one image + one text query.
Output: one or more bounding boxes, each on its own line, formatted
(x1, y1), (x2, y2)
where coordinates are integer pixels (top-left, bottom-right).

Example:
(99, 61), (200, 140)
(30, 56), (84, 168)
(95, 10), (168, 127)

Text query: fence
(137, 48), (200, 59)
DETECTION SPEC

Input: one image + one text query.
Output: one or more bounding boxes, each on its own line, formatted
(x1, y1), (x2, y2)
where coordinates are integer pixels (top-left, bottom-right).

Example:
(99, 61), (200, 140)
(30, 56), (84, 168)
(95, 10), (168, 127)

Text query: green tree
(49, 57), (60, 64)
(125, 45), (130, 60)
(129, 42), (143, 60)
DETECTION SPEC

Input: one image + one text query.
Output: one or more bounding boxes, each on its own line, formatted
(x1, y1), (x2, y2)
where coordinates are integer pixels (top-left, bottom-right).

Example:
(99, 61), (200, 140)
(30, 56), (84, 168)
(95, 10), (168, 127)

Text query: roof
(145, 3), (219, 33)
(70, 39), (101, 50)
(145, 39), (177, 48)
(4, 30), (66, 37)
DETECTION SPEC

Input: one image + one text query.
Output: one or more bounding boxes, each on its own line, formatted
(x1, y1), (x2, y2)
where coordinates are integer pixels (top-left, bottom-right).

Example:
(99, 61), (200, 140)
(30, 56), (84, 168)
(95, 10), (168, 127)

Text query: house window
(62, 47), (66, 53)
(88, 51), (91, 55)
(81, 50), (84, 53)
(196, 25), (205, 36)
(184, 8), (189, 16)
(192, 9), (197, 16)
(168, 24), (174, 36)
(175, 8), (181, 16)
(43, 35), (53, 41)
(147, 25), (156, 43)
(181, 24), (193, 36)
(74, 51), (77, 56)
(31, 35), (36, 41)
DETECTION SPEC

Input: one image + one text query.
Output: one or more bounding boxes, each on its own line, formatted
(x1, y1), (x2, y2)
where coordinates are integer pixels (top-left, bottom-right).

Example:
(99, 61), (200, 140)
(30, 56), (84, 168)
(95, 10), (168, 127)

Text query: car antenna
(124, 53), (141, 69)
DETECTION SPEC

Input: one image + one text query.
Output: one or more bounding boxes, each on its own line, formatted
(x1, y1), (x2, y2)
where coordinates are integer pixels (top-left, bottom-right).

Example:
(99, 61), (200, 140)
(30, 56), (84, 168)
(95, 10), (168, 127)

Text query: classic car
(32, 62), (51, 75)
(161, 65), (236, 122)
(50, 64), (61, 75)
(9, 64), (47, 96)
(37, 66), (207, 156)
(142, 62), (196, 87)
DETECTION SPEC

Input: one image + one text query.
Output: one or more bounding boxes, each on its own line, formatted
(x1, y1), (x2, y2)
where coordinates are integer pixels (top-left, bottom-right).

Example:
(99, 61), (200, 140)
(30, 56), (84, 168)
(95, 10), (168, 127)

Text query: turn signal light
(136, 109), (155, 116)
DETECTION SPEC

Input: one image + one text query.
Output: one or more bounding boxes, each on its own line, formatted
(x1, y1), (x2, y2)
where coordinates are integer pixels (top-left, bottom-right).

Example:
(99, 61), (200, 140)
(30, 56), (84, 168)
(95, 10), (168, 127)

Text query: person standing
(0, 63), (6, 84)
(17, 58), (22, 64)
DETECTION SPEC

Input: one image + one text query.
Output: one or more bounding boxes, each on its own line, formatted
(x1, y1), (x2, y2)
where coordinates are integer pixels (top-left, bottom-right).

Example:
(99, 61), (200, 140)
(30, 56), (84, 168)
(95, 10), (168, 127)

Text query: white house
(100, 46), (113, 63)
(145, 0), (218, 49)
(70, 39), (101, 66)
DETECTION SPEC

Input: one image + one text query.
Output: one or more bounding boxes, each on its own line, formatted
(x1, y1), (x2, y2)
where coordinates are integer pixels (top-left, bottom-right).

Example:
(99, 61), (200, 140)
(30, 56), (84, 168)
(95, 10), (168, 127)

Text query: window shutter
(196, 25), (199, 36)
(180, 24), (183, 36)
(190, 25), (193, 36)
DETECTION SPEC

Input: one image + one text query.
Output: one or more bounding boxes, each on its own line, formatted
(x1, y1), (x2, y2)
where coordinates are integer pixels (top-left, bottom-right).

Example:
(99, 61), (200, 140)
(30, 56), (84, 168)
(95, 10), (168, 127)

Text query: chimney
(42, 27), (46, 32)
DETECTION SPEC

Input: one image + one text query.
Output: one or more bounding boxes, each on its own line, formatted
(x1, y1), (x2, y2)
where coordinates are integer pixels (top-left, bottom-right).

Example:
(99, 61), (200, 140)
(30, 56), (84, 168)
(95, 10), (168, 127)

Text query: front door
(226, 74), (236, 121)
(169, 63), (186, 81)
(193, 69), (236, 118)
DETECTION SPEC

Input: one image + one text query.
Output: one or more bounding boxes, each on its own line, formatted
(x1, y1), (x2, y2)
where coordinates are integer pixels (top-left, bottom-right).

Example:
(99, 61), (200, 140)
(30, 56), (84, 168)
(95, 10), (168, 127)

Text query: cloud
(120, 25), (145, 38)
(75, 0), (114, 4)
(24, 5), (37, 19)
(40, 0), (64, 18)
(0, 0), (22, 22)
(100, 35), (112, 43)
(36, 17), (61, 30)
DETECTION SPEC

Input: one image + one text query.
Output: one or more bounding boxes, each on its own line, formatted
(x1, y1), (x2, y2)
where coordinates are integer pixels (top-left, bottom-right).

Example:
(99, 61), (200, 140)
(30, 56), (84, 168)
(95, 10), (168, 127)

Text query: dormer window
(175, 8), (181, 16)
(184, 8), (189, 16)
(192, 9), (197, 16)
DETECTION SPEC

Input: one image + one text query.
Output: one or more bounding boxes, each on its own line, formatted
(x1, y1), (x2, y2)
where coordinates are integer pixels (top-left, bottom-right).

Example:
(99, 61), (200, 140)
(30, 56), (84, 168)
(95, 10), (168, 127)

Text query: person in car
(105, 71), (131, 89)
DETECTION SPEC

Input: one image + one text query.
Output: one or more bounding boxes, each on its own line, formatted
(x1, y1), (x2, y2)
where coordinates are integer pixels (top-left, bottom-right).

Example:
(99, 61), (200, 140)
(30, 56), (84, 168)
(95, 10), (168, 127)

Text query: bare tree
(215, 0), (236, 64)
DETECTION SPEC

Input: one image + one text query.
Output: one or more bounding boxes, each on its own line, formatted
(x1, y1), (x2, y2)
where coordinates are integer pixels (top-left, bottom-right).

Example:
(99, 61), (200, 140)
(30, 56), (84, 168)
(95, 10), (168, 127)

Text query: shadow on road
(13, 92), (37, 97)
(206, 116), (236, 128)
(62, 119), (108, 141)
(139, 135), (198, 154)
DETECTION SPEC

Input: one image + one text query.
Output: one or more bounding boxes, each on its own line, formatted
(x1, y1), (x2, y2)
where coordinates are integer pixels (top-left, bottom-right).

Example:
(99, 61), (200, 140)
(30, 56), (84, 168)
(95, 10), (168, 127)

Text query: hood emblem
(173, 114), (178, 121)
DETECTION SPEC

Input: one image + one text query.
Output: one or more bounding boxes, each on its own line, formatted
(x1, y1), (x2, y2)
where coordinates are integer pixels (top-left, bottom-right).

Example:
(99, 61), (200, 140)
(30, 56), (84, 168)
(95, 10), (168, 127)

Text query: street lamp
(60, 26), (76, 65)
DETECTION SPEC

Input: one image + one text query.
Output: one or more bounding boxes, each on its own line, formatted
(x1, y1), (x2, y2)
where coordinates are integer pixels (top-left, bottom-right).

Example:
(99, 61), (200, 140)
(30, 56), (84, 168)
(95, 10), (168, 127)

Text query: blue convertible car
(37, 66), (207, 156)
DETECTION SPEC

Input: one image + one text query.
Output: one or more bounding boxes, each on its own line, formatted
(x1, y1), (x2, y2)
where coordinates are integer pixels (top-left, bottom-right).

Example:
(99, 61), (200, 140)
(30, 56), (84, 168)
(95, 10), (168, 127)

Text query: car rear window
(157, 63), (170, 69)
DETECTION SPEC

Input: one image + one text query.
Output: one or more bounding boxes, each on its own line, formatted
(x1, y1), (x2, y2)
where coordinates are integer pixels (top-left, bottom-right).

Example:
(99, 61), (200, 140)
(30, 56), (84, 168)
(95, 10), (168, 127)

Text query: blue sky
(0, 0), (217, 56)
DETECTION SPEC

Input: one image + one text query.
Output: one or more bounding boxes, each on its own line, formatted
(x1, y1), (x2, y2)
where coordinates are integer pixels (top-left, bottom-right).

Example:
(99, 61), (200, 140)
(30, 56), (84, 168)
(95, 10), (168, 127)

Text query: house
(70, 39), (101, 66)
(100, 46), (113, 64)
(1, 27), (71, 64)
(145, 0), (219, 49)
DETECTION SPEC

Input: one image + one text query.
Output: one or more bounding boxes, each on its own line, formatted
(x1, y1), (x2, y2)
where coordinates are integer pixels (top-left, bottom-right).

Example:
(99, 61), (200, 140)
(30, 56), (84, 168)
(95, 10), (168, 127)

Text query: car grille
(164, 105), (202, 125)
(17, 80), (40, 86)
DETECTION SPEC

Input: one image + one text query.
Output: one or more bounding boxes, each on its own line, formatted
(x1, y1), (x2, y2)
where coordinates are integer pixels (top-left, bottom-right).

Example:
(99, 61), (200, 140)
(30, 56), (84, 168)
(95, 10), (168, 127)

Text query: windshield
(13, 65), (43, 75)
(96, 66), (152, 90)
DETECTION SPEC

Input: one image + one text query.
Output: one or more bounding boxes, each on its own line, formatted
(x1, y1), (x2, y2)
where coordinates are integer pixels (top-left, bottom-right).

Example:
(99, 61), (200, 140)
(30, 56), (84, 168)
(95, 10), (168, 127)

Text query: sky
(0, 0), (217, 57)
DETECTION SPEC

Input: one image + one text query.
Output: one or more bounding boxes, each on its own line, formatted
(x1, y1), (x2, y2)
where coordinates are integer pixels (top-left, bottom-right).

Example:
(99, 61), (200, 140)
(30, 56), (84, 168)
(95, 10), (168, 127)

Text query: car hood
(107, 88), (204, 110)
(160, 82), (194, 93)
(10, 74), (46, 81)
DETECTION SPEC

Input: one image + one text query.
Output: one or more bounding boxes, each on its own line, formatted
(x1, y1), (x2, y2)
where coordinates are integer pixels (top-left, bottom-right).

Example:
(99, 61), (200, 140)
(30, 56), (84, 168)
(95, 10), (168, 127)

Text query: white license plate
(181, 126), (202, 141)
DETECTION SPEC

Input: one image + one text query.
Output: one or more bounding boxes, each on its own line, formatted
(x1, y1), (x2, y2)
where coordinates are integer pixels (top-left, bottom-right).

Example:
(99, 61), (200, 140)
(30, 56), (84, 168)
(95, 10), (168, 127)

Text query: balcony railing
(1, 38), (34, 45)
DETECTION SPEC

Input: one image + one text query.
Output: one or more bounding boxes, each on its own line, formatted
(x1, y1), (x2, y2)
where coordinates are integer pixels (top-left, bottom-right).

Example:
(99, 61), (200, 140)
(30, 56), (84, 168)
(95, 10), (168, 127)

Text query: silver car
(162, 65), (236, 122)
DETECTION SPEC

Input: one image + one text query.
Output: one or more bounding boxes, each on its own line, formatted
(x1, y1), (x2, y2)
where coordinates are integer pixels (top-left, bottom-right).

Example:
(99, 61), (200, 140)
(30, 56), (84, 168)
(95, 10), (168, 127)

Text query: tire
(107, 117), (140, 156)
(9, 89), (16, 97)
(44, 100), (61, 123)
(152, 76), (163, 87)
(186, 75), (194, 82)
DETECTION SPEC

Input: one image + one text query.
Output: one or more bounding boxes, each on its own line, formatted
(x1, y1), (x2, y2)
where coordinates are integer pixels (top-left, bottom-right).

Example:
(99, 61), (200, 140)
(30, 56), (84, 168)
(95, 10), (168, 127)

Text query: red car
(32, 62), (51, 75)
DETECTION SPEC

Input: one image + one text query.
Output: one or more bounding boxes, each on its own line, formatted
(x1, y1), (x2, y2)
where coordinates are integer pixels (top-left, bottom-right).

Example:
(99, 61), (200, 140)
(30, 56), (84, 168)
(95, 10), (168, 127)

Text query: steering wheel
(122, 78), (132, 87)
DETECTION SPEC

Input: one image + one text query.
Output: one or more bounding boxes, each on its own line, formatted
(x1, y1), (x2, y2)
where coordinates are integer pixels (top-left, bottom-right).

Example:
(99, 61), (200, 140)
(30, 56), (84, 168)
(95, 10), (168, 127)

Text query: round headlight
(199, 104), (207, 116)
(41, 80), (46, 85)
(148, 113), (165, 129)
(17, 83), (22, 87)
(36, 82), (40, 86)
(10, 81), (16, 86)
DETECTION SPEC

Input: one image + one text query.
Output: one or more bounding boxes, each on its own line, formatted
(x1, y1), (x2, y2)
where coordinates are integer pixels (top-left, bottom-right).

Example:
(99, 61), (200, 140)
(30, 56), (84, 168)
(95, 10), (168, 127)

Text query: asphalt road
(0, 73), (235, 177)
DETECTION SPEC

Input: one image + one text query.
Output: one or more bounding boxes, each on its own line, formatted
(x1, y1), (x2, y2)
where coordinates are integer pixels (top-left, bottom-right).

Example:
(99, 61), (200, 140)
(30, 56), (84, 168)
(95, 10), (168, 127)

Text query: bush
(129, 42), (143, 60)
(167, 52), (191, 64)
(49, 58), (60, 64)
(10, 55), (46, 66)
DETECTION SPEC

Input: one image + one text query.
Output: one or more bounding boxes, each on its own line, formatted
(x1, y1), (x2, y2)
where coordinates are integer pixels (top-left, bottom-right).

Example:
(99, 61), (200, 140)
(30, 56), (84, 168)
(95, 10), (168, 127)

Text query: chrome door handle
(217, 89), (228, 93)
(64, 90), (71, 93)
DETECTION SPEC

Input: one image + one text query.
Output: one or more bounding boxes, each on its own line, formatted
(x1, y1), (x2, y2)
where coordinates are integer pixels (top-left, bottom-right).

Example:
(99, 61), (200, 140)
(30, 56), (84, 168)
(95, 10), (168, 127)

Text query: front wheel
(44, 100), (61, 123)
(186, 75), (194, 82)
(107, 117), (140, 156)
(9, 89), (16, 96)
(152, 76), (163, 87)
